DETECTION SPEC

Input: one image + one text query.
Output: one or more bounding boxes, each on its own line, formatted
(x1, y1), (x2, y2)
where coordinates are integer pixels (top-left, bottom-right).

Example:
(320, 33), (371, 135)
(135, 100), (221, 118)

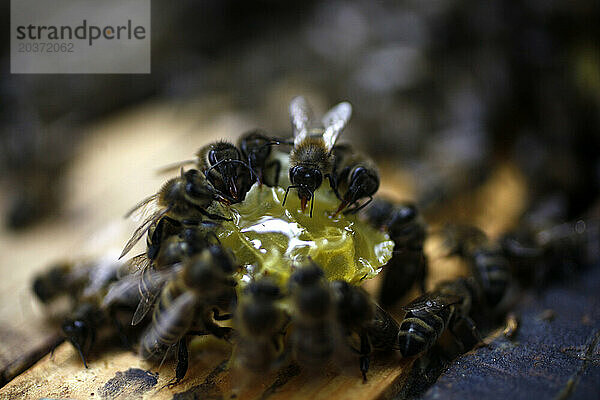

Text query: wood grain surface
(0, 99), (527, 399)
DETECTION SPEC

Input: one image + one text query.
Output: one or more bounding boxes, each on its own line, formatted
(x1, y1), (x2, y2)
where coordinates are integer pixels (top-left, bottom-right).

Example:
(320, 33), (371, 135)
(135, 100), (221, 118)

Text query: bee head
(288, 261), (324, 288)
(62, 318), (88, 346)
(388, 203), (417, 229)
(183, 249), (233, 294)
(344, 166), (380, 203)
(331, 280), (373, 328)
(289, 166), (322, 211)
(183, 169), (216, 205)
(240, 130), (272, 164)
(245, 278), (282, 301)
(208, 142), (240, 166)
(32, 264), (68, 303)
(155, 237), (189, 267)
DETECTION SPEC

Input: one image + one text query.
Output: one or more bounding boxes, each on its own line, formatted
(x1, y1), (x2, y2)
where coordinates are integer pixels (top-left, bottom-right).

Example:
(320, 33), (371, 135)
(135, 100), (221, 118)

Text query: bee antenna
(72, 341), (89, 368)
(282, 185), (299, 207)
(270, 137), (294, 146)
(334, 200), (349, 217)
(244, 155), (262, 184)
(343, 196), (374, 215)
(206, 159), (257, 181)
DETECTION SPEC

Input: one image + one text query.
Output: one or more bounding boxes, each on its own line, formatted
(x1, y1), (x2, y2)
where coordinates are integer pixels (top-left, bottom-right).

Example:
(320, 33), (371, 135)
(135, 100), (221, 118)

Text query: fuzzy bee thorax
(289, 137), (333, 174)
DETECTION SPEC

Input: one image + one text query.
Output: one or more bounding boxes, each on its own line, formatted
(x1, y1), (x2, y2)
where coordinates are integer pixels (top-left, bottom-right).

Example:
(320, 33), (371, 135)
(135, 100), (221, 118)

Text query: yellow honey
(217, 183), (394, 287)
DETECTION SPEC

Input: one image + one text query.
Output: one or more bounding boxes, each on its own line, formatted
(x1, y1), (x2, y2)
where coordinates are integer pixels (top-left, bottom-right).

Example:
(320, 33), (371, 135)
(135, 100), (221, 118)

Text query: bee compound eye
(393, 204), (417, 224)
(185, 180), (210, 200)
(208, 149), (219, 165)
(350, 166), (365, 181)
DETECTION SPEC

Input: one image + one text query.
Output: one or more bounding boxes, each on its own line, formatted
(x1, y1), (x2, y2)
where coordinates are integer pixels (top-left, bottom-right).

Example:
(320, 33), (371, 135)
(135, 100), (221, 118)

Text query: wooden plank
(0, 98), (527, 398)
(0, 98), (253, 385)
(1, 341), (413, 400)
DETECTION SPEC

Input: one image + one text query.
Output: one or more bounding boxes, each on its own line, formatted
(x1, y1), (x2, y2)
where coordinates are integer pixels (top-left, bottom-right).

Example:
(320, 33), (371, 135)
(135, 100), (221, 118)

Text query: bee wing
(373, 303), (400, 329)
(131, 265), (181, 325)
(321, 101), (352, 152)
(124, 193), (159, 220)
(401, 293), (462, 313)
(81, 258), (121, 299)
(102, 274), (140, 309)
(290, 96), (314, 146)
(156, 159), (195, 175)
(117, 253), (151, 279)
(120, 207), (170, 259)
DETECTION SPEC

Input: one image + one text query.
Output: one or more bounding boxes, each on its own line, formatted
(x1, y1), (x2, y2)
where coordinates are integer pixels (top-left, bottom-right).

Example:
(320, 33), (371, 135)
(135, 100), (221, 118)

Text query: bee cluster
(33, 96), (599, 388)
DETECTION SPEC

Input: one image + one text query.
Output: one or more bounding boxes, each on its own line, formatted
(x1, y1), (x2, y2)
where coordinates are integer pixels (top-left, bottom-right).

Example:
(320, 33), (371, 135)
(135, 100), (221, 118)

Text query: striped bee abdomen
(471, 247), (510, 307)
(397, 306), (452, 358)
(140, 290), (197, 360)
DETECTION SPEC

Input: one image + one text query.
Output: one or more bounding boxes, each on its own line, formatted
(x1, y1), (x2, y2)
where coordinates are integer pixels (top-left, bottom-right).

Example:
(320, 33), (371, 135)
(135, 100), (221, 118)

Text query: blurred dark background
(1, 0), (599, 229)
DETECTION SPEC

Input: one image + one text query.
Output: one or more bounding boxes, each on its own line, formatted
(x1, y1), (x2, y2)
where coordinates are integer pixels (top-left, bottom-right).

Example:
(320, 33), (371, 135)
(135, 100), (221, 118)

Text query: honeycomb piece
(219, 183), (394, 286)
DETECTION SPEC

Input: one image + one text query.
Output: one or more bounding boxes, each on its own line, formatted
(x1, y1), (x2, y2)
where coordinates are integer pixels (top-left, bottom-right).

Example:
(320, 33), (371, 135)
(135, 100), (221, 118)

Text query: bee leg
(73, 342), (89, 369)
(85, 325), (96, 362)
(266, 159), (282, 187)
(164, 339), (189, 388)
(246, 156), (258, 184)
(461, 316), (484, 348)
(344, 196), (374, 215)
(203, 315), (233, 341)
(359, 333), (372, 383)
(212, 309), (233, 321)
(417, 256), (428, 294)
(448, 316), (482, 354)
(174, 338), (189, 386)
(198, 208), (233, 222)
(282, 185), (300, 207)
(326, 174), (341, 200)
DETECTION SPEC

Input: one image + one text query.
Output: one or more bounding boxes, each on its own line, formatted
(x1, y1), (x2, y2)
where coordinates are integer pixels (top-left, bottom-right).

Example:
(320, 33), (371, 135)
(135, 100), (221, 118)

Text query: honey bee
(32, 258), (141, 367)
(120, 169), (231, 260)
(32, 258), (122, 306)
(330, 280), (374, 381)
(288, 261), (337, 368)
(284, 96), (352, 217)
(332, 280), (420, 381)
(32, 261), (85, 304)
(61, 302), (105, 368)
(397, 277), (480, 358)
(442, 225), (510, 309)
(159, 141), (253, 202)
(499, 229), (545, 287)
(120, 221), (223, 325)
(330, 144), (380, 215)
(197, 141), (255, 202)
(501, 218), (599, 287)
(237, 129), (284, 187)
(362, 198), (429, 308)
(62, 270), (151, 368)
(139, 245), (238, 385)
(232, 279), (288, 373)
